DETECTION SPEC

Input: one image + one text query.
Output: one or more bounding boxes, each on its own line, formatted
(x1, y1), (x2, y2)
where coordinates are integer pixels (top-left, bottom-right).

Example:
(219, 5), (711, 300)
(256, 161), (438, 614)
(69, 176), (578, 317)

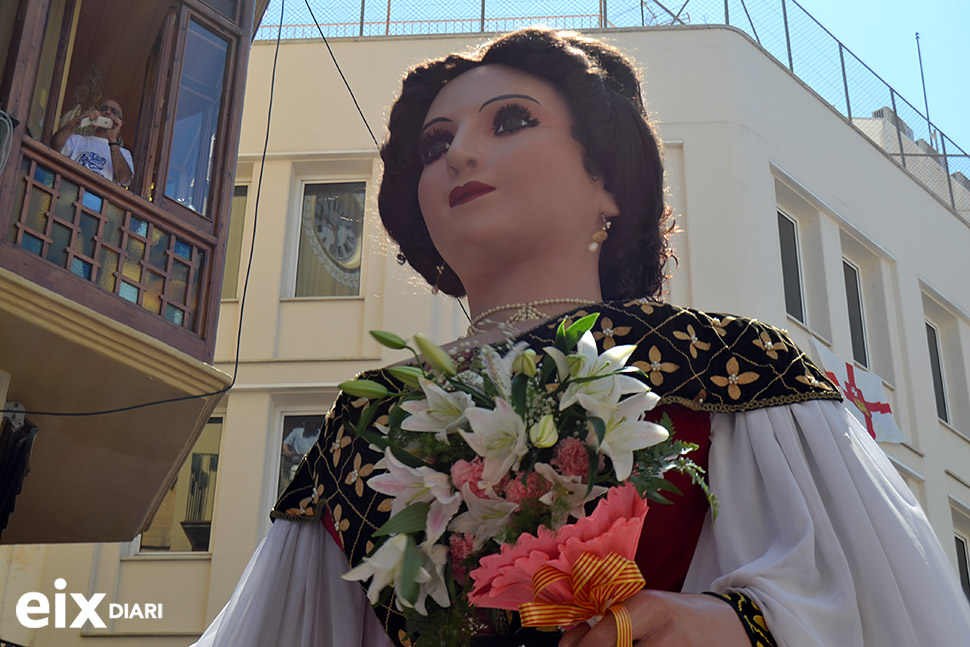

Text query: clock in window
(297, 182), (365, 297)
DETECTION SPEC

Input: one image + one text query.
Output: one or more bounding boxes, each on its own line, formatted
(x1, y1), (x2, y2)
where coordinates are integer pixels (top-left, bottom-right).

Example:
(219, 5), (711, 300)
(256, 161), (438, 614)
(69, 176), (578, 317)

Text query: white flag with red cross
(811, 340), (905, 443)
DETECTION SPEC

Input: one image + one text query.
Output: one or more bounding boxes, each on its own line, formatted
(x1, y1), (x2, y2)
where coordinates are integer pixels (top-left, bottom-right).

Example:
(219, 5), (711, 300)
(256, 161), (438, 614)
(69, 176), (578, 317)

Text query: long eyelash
(417, 128), (453, 166)
(493, 104), (539, 134)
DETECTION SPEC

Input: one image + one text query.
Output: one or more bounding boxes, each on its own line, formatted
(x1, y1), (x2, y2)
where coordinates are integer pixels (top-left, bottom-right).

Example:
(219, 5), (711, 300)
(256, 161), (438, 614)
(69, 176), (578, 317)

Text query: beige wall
(3, 25), (969, 645)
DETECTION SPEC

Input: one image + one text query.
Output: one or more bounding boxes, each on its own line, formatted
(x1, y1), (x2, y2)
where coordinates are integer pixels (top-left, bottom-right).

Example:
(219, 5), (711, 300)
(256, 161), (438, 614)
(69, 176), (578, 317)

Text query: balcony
(0, 0), (266, 543)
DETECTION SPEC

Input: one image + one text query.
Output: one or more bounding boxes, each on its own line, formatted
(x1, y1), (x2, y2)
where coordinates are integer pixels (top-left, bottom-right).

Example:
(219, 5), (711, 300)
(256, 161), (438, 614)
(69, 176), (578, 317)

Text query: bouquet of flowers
(338, 314), (711, 646)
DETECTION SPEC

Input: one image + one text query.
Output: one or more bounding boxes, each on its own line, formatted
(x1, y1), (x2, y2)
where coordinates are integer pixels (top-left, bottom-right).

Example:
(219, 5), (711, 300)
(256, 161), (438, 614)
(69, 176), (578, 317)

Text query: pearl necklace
(467, 298), (596, 335)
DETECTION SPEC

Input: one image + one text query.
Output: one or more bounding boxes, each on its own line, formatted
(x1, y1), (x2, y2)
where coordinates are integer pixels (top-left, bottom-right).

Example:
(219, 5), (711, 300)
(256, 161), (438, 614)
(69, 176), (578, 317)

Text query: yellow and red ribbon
(519, 551), (645, 647)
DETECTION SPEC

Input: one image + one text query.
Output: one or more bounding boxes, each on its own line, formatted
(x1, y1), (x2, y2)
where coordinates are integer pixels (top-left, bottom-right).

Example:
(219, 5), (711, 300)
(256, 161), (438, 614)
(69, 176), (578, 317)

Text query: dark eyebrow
(420, 116), (453, 135)
(479, 94), (541, 111)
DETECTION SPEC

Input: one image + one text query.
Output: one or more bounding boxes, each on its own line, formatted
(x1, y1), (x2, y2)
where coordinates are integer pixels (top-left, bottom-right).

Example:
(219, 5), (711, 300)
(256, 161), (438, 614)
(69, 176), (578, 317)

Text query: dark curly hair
(379, 28), (673, 300)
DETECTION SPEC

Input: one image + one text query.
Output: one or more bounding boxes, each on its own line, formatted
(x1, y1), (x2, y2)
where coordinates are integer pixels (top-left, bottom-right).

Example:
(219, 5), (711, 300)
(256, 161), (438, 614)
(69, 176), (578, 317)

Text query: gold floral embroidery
(398, 630), (413, 646)
(287, 494), (315, 518)
(634, 346), (679, 386)
(796, 372), (834, 391)
(672, 324), (712, 359)
(624, 298), (655, 315)
(377, 497), (394, 513)
(345, 453), (375, 497)
(330, 426), (352, 467)
(708, 315), (737, 337)
(594, 317), (633, 349)
(332, 503), (350, 544)
(753, 331), (786, 360)
(711, 357), (760, 400)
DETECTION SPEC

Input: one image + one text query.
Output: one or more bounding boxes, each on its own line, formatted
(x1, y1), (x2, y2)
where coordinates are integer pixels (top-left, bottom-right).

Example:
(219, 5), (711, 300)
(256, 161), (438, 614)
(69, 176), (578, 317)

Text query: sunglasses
(98, 105), (122, 118)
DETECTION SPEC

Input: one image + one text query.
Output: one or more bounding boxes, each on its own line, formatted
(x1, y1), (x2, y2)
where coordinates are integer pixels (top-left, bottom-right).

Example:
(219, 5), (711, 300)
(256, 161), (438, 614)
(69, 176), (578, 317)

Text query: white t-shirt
(60, 134), (133, 183)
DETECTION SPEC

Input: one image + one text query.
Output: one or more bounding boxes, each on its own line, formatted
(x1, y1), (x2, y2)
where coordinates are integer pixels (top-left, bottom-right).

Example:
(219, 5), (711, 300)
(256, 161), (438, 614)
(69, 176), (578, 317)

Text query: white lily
(449, 484), (520, 549)
(400, 377), (473, 442)
(405, 540), (451, 615)
(587, 391), (667, 481)
(341, 533), (410, 605)
(546, 331), (649, 415)
(534, 462), (608, 528)
(460, 398), (529, 486)
(367, 449), (462, 543)
(478, 341), (530, 400)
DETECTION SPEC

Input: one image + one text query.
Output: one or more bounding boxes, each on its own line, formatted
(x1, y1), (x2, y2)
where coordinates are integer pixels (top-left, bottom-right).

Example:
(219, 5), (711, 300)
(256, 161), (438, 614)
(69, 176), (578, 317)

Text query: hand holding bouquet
(338, 314), (711, 646)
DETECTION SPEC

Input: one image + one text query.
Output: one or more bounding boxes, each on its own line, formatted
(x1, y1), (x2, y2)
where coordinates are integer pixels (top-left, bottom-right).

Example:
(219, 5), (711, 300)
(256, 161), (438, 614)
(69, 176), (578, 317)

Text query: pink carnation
(467, 483), (648, 610)
(451, 458), (486, 497)
(449, 533), (475, 583)
(551, 437), (589, 477)
(504, 471), (551, 504)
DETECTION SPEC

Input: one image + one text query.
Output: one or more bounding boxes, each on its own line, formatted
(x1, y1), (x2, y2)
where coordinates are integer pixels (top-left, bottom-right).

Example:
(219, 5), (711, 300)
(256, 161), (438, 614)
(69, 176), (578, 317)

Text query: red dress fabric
(634, 405), (712, 592)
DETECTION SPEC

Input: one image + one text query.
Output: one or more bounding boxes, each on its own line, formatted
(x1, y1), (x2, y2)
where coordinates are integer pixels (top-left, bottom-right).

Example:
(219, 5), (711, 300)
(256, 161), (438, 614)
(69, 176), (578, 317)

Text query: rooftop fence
(255, 0), (970, 216)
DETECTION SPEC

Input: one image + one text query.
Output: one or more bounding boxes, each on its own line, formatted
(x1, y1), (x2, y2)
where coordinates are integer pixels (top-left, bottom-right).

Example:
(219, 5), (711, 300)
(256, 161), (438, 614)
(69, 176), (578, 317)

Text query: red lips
(449, 181), (495, 207)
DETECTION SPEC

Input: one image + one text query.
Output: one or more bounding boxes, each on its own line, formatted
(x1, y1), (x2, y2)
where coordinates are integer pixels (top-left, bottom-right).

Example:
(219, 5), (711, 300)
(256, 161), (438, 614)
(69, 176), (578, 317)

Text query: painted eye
(493, 104), (539, 135)
(417, 128), (453, 166)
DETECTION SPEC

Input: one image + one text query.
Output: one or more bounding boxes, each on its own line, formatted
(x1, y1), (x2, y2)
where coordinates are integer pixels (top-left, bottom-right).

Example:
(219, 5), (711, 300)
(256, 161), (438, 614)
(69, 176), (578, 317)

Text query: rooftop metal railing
(256, 0), (969, 216)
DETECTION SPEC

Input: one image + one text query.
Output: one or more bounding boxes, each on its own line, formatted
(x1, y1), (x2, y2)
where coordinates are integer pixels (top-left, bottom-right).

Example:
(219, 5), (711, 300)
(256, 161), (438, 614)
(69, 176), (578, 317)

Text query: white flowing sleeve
(683, 399), (970, 647)
(191, 520), (393, 647)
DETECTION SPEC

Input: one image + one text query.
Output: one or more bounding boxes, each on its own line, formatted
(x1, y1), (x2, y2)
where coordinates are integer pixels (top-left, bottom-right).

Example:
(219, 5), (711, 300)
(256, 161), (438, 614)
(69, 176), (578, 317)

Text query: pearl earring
(588, 212), (612, 252)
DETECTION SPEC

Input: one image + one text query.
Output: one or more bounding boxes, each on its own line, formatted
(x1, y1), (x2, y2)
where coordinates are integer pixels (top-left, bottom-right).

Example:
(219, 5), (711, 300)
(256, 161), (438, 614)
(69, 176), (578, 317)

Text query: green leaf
(339, 379), (392, 399)
(356, 400), (382, 434)
(555, 319), (568, 352)
(353, 425), (389, 451)
(398, 535), (422, 605)
(370, 330), (409, 350)
(387, 365), (426, 388)
(585, 444), (599, 496)
(445, 377), (494, 408)
(511, 373), (528, 417)
(564, 313), (600, 349)
(589, 416), (607, 445)
(372, 502), (431, 537)
(389, 444), (432, 469)
(539, 355), (557, 384)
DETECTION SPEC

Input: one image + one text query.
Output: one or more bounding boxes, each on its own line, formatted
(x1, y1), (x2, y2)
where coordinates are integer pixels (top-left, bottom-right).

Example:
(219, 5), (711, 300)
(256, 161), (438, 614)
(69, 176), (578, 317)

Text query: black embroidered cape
(271, 300), (840, 645)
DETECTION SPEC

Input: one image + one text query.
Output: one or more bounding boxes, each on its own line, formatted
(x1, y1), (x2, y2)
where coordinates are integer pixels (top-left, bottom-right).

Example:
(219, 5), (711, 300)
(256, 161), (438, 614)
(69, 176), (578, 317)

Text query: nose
(444, 126), (483, 176)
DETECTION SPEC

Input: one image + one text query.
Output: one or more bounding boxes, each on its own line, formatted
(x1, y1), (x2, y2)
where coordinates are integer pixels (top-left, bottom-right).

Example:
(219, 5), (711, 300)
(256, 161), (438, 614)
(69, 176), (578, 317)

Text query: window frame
(131, 416), (225, 556)
(777, 209), (807, 324)
(956, 531), (970, 602)
(925, 319), (950, 424)
(842, 257), (869, 369)
(221, 183), (249, 300)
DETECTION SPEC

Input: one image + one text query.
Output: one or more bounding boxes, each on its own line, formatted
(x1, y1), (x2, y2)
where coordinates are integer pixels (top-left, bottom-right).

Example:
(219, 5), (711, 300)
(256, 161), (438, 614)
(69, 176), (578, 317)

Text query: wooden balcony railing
(2, 138), (220, 362)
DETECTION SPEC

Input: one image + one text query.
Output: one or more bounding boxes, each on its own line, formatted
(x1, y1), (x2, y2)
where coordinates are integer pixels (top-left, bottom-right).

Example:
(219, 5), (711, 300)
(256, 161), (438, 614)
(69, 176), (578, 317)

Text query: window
(926, 321), (949, 423)
(295, 182), (365, 297)
(777, 211), (805, 323)
(957, 534), (970, 602)
(221, 185), (247, 299)
(140, 418), (222, 552)
(278, 414), (325, 497)
(843, 259), (868, 368)
(164, 19), (230, 215)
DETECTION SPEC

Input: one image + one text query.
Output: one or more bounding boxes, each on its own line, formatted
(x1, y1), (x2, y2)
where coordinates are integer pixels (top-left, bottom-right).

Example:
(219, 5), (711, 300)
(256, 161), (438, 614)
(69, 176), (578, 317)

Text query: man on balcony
(51, 99), (133, 187)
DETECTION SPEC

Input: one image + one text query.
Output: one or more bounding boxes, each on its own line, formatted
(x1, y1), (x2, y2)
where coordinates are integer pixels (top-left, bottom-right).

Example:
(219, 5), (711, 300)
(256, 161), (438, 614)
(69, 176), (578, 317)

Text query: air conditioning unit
(872, 107), (914, 140)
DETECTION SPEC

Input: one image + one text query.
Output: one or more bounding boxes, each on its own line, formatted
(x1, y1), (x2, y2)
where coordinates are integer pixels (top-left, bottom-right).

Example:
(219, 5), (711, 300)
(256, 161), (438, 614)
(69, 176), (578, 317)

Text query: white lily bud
(414, 333), (457, 377)
(512, 349), (538, 377)
(529, 414), (559, 448)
